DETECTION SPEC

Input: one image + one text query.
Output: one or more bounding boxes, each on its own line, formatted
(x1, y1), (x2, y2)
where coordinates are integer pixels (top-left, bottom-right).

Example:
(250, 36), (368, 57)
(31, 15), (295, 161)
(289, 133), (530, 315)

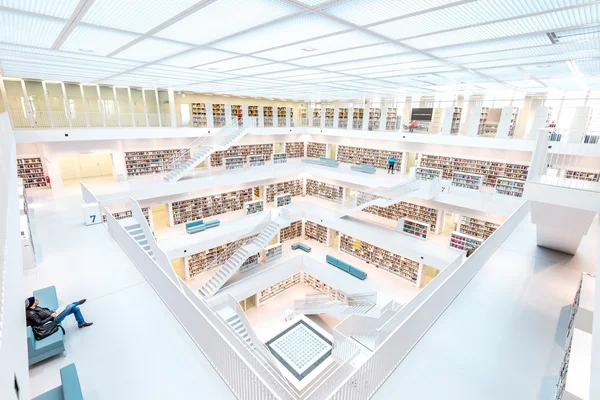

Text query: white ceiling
(0, 0), (598, 101)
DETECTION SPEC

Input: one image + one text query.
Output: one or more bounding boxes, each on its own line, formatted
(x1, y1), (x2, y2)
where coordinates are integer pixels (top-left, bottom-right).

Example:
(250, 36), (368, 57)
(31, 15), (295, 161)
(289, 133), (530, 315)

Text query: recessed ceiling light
(78, 48), (94, 53)
(536, 64), (552, 68)
(207, 67), (219, 71)
(302, 47), (317, 52)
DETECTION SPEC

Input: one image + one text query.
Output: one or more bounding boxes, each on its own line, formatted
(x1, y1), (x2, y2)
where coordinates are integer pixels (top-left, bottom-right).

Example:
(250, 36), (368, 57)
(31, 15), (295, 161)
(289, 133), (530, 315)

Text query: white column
(258, 106), (265, 127)
(416, 263), (424, 288)
(205, 103), (214, 128)
(380, 106), (388, 132)
(496, 106), (514, 138)
(20, 80), (35, 127)
(466, 105), (482, 137)
(225, 103), (232, 125)
(242, 104), (249, 124)
(168, 89), (177, 127)
(113, 87), (121, 127)
(333, 105), (339, 129)
(97, 85), (106, 127)
(286, 107), (292, 127)
(79, 84), (90, 127)
(141, 89), (149, 127)
(41, 81), (54, 128)
(307, 104), (313, 127)
(154, 89), (162, 127)
(363, 104), (369, 131)
(526, 105), (550, 140)
(567, 106), (591, 143)
(61, 82), (72, 128)
(347, 106), (354, 129)
(440, 107), (453, 135)
(320, 107), (325, 128)
(127, 87), (135, 127)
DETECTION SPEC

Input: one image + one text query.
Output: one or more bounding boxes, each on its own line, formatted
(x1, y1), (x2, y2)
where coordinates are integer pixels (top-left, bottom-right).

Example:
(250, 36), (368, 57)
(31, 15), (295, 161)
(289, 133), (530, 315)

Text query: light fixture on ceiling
(207, 67), (219, 71)
(78, 48), (94, 53)
(536, 64), (552, 68)
(302, 47), (317, 52)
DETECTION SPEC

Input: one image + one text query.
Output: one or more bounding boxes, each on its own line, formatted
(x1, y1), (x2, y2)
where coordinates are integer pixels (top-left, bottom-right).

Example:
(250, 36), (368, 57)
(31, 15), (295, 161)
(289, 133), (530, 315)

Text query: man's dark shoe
(78, 322), (93, 329)
(77, 299), (87, 305)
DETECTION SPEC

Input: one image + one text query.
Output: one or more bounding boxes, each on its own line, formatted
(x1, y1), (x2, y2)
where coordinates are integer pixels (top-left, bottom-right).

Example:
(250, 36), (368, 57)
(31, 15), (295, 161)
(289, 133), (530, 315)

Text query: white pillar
(333, 105), (339, 129)
(242, 104), (249, 124)
(286, 107), (292, 127)
(258, 106), (265, 127)
(141, 89), (149, 127)
(380, 106), (388, 132)
(320, 107), (325, 128)
(168, 89), (177, 127)
(567, 106), (591, 143)
(495, 106), (514, 138)
(41, 81), (54, 128)
(61, 82), (72, 128)
(466, 105), (482, 137)
(225, 103), (232, 125)
(154, 89), (162, 127)
(127, 87), (135, 127)
(440, 107), (453, 135)
(79, 84), (90, 127)
(206, 103), (214, 128)
(113, 87), (121, 127)
(97, 85), (106, 127)
(20, 80), (35, 127)
(526, 105), (550, 140)
(307, 104), (313, 127)
(347, 106), (354, 129)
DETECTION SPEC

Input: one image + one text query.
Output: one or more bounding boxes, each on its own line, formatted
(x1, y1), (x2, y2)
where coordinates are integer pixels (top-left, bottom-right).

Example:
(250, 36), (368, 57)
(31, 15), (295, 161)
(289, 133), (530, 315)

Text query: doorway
(421, 265), (440, 287)
(171, 258), (185, 280)
(327, 143), (337, 160)
(329, 229), (340, 249)
(239, 294), (257, 311)
(58, 153), (114, 181)
(442, 211), (458, 235)
(405, 152), (418, 173)
(180, 104), (191, 126)
(152, 204), (170, 229)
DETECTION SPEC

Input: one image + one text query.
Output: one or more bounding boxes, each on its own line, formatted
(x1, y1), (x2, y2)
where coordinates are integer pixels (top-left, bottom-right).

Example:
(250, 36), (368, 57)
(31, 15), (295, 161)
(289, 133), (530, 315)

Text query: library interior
(1, 1), (600, 400)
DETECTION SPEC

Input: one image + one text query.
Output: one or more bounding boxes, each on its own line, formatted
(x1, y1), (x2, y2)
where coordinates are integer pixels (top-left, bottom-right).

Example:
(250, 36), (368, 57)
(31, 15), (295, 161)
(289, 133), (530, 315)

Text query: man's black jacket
(26, 306), (54, 327)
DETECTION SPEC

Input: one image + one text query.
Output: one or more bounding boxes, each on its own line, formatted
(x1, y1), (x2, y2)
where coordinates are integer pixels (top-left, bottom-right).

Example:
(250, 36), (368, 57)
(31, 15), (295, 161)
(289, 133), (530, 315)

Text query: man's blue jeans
(55, 302), (85, 326)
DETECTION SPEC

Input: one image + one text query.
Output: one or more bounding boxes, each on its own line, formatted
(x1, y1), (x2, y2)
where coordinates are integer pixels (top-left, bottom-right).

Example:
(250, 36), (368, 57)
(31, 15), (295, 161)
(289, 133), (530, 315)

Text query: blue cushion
(33, 386), (63, 400)
(32, 326), (64, 353)
(186, 220), (204, 229)
(337, 261), (351, 273)
(204, 221), (220, 228)
(61, 364), (84, 400)
(349, 266), (368, 280)
(186, 225), (206, 234)
(326, 255), (339, 267)
(34, 286), (58, 310)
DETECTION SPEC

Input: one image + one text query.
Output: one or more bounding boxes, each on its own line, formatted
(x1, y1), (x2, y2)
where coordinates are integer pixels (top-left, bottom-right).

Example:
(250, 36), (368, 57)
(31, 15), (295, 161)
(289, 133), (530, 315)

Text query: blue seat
(292, 243), (312, 252)
(186, 219), (219, 234)
(33, 363), (84, 400)
(325, 255), (367, 280)
(351, 164), (377, 174)
(301, 157), (339, 168)
(28, 286), (65, 366)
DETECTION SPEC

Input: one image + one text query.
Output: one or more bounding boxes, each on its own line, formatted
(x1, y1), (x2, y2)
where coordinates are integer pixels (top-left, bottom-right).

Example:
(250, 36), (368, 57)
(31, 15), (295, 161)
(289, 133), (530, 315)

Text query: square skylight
(156, 0), (301, 45)
(60, 24), (139, 56)
(0, 0), (79, 19)
(0, 9), (66, 48)
(158, 48), (236, 68)
(113, 38), (193, 63)
(211, 13), (349, 54)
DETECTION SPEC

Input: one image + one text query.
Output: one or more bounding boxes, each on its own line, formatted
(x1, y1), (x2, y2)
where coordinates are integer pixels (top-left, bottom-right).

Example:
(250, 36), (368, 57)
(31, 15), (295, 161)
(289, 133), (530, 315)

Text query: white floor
(372, 213), (598, 400)
(23, 182), (235, 399)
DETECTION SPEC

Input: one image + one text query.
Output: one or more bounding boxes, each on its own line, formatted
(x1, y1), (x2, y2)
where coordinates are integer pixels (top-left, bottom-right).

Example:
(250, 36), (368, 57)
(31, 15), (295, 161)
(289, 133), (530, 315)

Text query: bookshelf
(503, 164), (529, 180)
(305, 220), (328, 244)
(386, 108), (397, 130)
(273, 153), (288, 164)
(565, 170), (600, 182)
(353, 108), (364, 129)
(304, 273), (347, 303)
(359, 194), (439, 229)
(262, 243), (283, 263)
(266, 180), (303, 203)
(307, 142), (327, 158)
(312, 108), (321, 127)
(451, 107), (462, 134)
(211, 144), (273, 167)
(231, 105), (243, 126)
(239, 253), (259, 273)
(212, 103), (225, 127)
(477, 107), (490, 135)
(248, 154), (266, 168)
(277, 107), (287, 126)
(253, 186), (260, 199)
(191, 103), (207, 127)
(459, 216), (499, 240)
(338, 108), (349, 128)
(258, 273), (302, 304)
(325, 107), (334, 128)
(125, 149), (190, 176)
(224, 156), (244, 170)
(244, 200), (264, 215)
(451, 172), (483, 190)
(449, 231), (482, 251)
(507, 107), (520, 137)
(495, 178), (525, 197)
(300, 108), (307, 125)
(248, 105), (259, 118)
(336, 145), (402, 170)
(17, 158), (47, 188)
(171, 188), (253, 225)
(289, 108), (294, 126)
(285, 142), (305, 158)
(399, 218), (430, 240)
(101, 207), (151, 226)
(340, 234), (420, 284)
(185, 234), (258, 279)
(415, 167), (442, 181)
(275, 193), (292, 208)
(306, 179), (344, 204)
(280, 220), (302, 243)
(263, 106), (274, 127)
(368, 108), (381, 130)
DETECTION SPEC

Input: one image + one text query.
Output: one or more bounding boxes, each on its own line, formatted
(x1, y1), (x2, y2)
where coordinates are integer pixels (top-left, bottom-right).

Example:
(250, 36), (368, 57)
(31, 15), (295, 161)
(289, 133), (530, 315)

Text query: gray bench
(33, 363), (84, 400)
(291, 243), (312, 252)
(28, 285), (65, 365)
(350, 164), (377, 174)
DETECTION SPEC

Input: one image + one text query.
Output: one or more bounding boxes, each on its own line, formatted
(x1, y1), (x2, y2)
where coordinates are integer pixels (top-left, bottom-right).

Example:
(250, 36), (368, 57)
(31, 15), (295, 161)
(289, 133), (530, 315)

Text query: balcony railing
(8, 110), (173, 129)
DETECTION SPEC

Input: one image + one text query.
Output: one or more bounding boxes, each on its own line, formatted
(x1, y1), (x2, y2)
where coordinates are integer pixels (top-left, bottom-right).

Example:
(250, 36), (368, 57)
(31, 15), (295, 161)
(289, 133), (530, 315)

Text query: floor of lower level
(23, 184), (235, 399)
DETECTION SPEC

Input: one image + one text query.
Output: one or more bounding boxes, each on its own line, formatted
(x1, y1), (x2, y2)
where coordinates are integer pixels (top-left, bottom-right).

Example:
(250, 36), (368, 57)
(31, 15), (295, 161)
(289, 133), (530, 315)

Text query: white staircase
(341, 179), (422, 217)
(200, 214), (290, 298)
(295, 298), (378, 321)
(122, 218), (155, 259)
(218, 306), (256, 350)
(163, 119), (250, 182)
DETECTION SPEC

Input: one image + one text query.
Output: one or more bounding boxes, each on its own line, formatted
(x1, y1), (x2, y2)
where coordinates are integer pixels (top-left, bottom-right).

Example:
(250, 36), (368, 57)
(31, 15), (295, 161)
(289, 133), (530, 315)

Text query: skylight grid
(0, 54), (137, 75)
(463, 50), (600, 69)
(473, 66), (529, 80)
(292, 43), (408, 67)
(0, 9), (66, 48)
(158, 48), (236, 68)
(428, 35), (552, 57)
(320, 53), (431, 72)
(156, 0), (302, 46)
(577, 59), (600, 76)
(229, 63), (298, 76)
(60, 24), (139, 56)
(520, 62), (576, 79)
(198, 56), (270, 72)
(342, 59), (446, 75)
(113, 38), (193, 62)
(0, 0), (79, 19)
(504, 79), (545, 88)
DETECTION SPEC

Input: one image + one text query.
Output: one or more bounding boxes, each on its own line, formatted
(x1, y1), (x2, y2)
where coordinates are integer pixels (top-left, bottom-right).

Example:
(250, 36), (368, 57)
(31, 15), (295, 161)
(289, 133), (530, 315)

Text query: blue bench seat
(186, 219), (220, 234)
(301, 157), (339, 168)
(291, 243), (311, 252)
(326, 255), (367, 280)
(33, 363), (84, 400)
(28, 285), (65, 366)
(350, 164), (377, 174)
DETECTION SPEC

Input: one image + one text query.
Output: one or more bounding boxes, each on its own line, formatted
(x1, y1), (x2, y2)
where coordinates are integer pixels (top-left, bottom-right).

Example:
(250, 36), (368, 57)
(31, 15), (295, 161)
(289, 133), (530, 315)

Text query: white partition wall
(526, 105), (550, 140)
(258, 106), (265, 128)
(496, 106), (514, 138)
(205, 103), (214, 128)
(467, 105), (483, 137)
(225, 104), (232, 125)
(380, 107), (388, 132)
(440, 107), (454, 135)
(568, 107), (591, 143)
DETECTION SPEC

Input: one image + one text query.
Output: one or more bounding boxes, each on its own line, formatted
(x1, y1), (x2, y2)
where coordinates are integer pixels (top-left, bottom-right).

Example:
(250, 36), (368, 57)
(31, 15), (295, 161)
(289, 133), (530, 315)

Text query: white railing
(328, 201), (531, 399)
(80, 182), (98, 204)
(542, 128), (600, 145)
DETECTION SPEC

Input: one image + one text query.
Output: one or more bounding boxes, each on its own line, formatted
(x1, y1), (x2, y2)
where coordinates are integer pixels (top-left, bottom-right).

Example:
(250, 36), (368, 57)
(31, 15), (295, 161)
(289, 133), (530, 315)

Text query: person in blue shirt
(387, 156), (396, 174)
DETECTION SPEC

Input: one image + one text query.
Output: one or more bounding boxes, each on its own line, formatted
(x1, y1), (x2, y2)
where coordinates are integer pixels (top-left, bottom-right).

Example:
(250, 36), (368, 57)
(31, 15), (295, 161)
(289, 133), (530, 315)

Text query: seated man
(25, 296), (93, 329)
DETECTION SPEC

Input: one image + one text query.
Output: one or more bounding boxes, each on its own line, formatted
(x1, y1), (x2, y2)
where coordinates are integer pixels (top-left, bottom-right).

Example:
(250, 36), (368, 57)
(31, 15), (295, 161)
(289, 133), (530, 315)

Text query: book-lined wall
(306, 179), (344, 204)
(185, 234), (258, 279)
(280, 220), (303, 243)
(565, 170), (600, 182)
(213, 104), (225, 127)
(125, 149), (190, 176)
(258, 273), (302, 305)
(102, 207), (151, 227)
(459, 216), (499, 240)
(17, 158), (47, 188)
(171, 188), (253, 225)
(357, 192), (439, 229)
(419, 154), (529, 187)
(340, 234), (420, 284)
(211, 144), (273, 167)
(305, 221), (328, 244)
(307, 142), (327, 158)
(192, 103), (207, 127)
(285, 142), (305, 158)
(304, 273), (347, 303)
(353, 108), (364, 129)
(336, 145), (403, 170)
(266, 180), (303, 203)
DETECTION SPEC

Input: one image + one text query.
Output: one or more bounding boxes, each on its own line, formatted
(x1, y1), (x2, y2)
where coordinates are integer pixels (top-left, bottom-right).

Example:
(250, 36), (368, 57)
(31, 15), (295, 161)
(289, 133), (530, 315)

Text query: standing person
(26, 296), (93, 329)
(409, 120), (418, 132)
(387, 156), (396, 174)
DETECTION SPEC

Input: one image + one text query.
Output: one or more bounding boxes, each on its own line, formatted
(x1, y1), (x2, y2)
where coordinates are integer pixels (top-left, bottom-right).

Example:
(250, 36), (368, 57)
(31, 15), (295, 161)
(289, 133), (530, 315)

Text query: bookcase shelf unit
(244, 200), (264, 215)
(300, 108), (307, 125)
(280, 220), (303, 243)
(248, 106), (259, 118)
(358, 193), (440, 232)
(368, 108), (381, 130)
(386, 108), (397, 130)
(285, 142), (305, 158)
(171, 188), (253, 225)
(248, 154), (266, 168)
(275, 193), (292, 208)
(125, 149), (190, 177)
(451, 107), (462, 134)
(231, 105), (243, 126)
(459, 216), (499, 240)
(277, 107), (287, 126)
(399, 218), (430, 240)
(17, 158), (47, 188)
(304, 273), (347, 303)
(224, 156), (245, 170)
(273, 153), (288, 164)
(306, 179), (344, 204)
(415, 167), (442, 181)
(307, 142), (327, 158)
(565, 170), (600, 182)
(449, 231), (483, 251)
(266, 180), (303, 203)
(477, 107), (490, 135)
(353, 108), (364, 129)
(263, 106), (274, 127)
(261, 243), (283, 263)
(338, 108), (349, 128)
(336, 145), (403, 170)
(495, 178), (525, 197)
(212, 103), (225, 127)
(312, 108), (321, 127)
(258, 273), (302, 305)
(340, 234), (421, 284)
(305, 220), (328, 244)
(211, 144), (273, 167)
(191, 103), (207, 127)
(239, 253), (259, 273)
(507, 107), (520, 137)
(325, 108), (334, 128)
(451, 172), (483, 191)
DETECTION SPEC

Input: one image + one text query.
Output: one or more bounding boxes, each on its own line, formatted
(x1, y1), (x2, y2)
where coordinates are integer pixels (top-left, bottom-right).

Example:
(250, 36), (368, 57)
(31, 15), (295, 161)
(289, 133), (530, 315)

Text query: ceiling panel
(322, 0), (463, 26)
(428, 34), (552, 57)
(437, 70), (487, 83)
(364, 66), (460, 79)
(475, 66), (530, 80)
(320, 52), (431, 71)
(211, 13), (349, 54)
(0, 9), (66, 48)
(0, 0), (79, 18)
(113, 37), (193, 62)
(198, 56), (270, 72)
(253, 31), (383, 61)
(156, 0), (301, 45)
(82, 0), (201, 33)
(292, 43), (408, 67)
(463, 49), (600, 69)
(504, 79), (546, 88)
(230, 62), (299, 76)
(577, 59), (600, 76)
(342, 59), (446, 75)
(158, 48), (236, 68)
(520, 62), (573, 79)
(60, 24), (139, 56)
